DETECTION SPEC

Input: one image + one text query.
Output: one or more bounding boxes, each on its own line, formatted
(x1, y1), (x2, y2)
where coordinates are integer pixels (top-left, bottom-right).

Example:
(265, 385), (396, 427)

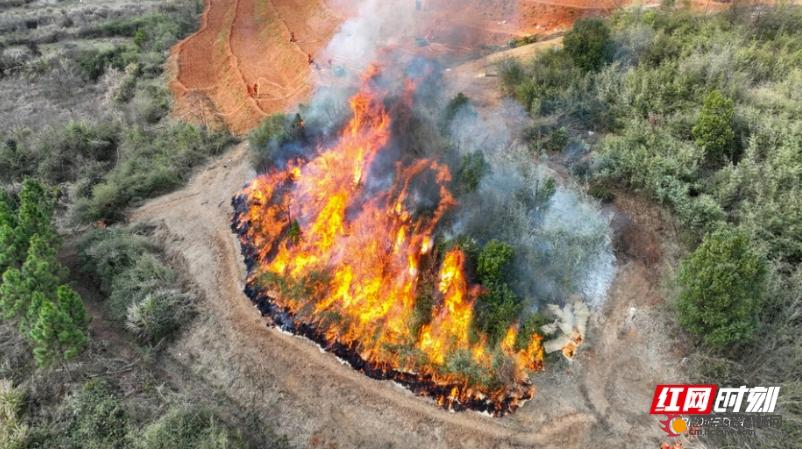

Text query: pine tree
(14, 179), (55, 259)
(0, 191), (18, 274)
(0, 234), (65, 329)
(0, 268), (25, 320)
(29, 286), (89, 369)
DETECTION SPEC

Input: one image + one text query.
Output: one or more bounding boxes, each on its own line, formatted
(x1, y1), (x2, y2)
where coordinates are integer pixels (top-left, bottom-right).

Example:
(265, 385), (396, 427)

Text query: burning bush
(233, 58), (615, 415)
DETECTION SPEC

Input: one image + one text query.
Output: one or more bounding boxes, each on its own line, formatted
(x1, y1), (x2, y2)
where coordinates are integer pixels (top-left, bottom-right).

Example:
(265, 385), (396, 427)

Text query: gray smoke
(296, 0), (616, 310)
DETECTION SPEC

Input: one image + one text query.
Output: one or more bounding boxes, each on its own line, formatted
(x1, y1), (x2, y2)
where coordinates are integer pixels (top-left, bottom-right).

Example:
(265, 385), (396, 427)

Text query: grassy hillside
(502, 4), (802, 447)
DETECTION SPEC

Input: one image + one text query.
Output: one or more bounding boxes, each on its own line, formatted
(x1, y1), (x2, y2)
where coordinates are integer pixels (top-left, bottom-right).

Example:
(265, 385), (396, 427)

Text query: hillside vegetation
(0, 2), (269, 448)
(503, 4), (802, 447)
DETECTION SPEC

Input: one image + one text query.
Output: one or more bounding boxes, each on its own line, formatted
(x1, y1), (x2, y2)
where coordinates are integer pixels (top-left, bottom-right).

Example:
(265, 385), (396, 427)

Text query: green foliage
(692, 90), (736, 164)
(505, 15), (802, 442)
(473, 241), (522, 343)
(0, 269), (26, 323)
(0, 193), (17, 276)
(0, 379), (27, 449)
(136, 408), (248, 449)
(457, 151), (489, 193)
(508, 34), (538, 48)
(29, 287), (89, 368)
(15, 180), (55, 255)
(410, 276), (436, 336)
(587, 184), (615, 203)
(25, 379), (130, 449)
(248, 114), (298, 171)
(2, 234), (67, 331)
(75, 123), (233, 223)
(133, 29), (147, 49)
(516, 312), (550, 351)
(78, 228), (194, 345)
(476, 240), (514, 284)
(473, 281), (523, 344)
(75, 46), (137, 82)
(35, 122), (120, 184)
(125, 289), (193, 345)
(563, 18), (612, 72)
(286, 220), (302, 243)
(0, 181), (62, 327)
(78, 228), (158, 294)
(67, 380), (130, 449)
(442, 93), (471, 130)
(677, 228), (767, 347)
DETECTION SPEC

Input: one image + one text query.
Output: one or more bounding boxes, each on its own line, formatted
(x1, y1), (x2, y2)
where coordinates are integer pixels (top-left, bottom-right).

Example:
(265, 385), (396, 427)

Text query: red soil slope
(169, 0), (618, 134)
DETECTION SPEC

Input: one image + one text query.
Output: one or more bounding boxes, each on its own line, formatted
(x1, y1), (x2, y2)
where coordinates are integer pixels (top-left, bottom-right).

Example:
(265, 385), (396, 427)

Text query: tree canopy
(677, 228), (767, 347)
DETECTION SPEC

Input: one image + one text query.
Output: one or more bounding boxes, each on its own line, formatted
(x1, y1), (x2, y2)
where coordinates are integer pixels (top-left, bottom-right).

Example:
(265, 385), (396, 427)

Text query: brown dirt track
(169, 0), (620, 134)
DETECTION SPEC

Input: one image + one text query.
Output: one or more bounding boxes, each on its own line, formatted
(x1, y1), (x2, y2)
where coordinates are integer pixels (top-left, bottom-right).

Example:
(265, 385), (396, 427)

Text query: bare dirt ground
(128, 132), (690, 448)
(169, 0), (621, 134)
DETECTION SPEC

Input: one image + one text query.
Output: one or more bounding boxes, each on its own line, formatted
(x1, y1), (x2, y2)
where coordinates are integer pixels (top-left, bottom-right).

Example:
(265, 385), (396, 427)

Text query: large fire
(232, 67), (544, 416)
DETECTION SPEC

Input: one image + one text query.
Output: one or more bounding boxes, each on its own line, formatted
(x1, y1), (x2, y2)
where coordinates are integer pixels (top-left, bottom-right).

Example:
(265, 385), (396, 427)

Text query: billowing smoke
(446, 99), (615, 309)
(267, 0), (615, 315)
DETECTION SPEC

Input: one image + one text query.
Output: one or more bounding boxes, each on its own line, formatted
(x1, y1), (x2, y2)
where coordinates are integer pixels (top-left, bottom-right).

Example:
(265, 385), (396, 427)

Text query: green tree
(19, 235), (66, 330)
(474, 241), (521, 343)
(692, 90), (736, 165)
(0, 268), (25, 321)
(473, 281), (522, 344)
(457, 152), (490, 194)
(563, 18), (612, 72)
(15, 179), (55, 260)
(0, 191), (17, 276)
(29, 286), (89, 369)
(677, 228), (767, 347)
(477, 240), (515, 283)
(0, 233), (66, 331)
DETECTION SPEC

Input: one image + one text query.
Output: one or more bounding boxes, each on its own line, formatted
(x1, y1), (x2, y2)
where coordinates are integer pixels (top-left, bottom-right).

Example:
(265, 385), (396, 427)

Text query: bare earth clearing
(169, 0), (620, 133)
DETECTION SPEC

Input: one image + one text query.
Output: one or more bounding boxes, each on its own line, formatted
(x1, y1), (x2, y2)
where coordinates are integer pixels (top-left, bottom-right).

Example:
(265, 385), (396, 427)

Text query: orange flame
(235, 68), (544, 414)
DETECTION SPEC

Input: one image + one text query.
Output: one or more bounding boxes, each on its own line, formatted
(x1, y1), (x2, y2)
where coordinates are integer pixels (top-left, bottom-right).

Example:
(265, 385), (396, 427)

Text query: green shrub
(125, 289), (193, 345)
(473, 241), (522, 344)
(476, 240), (514, 284)
(35, 122), (120, 184)
(677, 228), (767, 347)
(692, 90), (736, 165)
(67, 380), (130, 449)
(108, 254), (176, 320)
(78, 229), (158, 294)
(508, 35), (538, 48)
(75, 123), (233, 223)
(563, 18), (612, 72)
(0, 379), (27, 449)
(473, 281), (522, 344)
(587, 184), (615, 203)
(248, 114), (299, 171)
(136, 408), (247, 449)
(441, 93), (471, 130)
(74, 46), (136, 82)
(78, 228), (194, 345)
(457, 151), (489, 193)
(25, 379), (130, 449)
